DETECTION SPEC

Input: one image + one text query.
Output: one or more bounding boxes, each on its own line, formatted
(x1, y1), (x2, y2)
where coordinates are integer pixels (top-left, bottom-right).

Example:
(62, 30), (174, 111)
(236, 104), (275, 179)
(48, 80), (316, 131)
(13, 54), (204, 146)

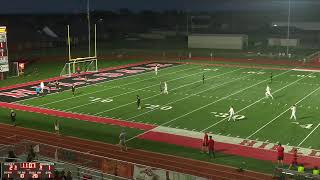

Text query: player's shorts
(119, 140), (126, 146)
(277, 156), (284, 161)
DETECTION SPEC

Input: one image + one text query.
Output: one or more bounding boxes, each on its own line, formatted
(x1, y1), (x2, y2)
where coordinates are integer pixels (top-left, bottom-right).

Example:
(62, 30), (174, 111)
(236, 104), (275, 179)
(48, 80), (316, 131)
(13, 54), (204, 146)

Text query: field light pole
(87, 0), (91, 57)
(286, 0), (291, 56)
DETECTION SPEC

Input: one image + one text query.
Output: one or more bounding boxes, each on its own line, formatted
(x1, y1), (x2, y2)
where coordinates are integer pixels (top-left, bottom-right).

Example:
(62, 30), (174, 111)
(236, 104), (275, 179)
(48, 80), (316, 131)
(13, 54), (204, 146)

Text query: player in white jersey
(290, 104), (297, 120)
(155, 65), (158, 75)
(163, 82), (168, 94)
(265, 85), (274, 99)
(40, 82), (45, 93)
(228, 106), (236, 121)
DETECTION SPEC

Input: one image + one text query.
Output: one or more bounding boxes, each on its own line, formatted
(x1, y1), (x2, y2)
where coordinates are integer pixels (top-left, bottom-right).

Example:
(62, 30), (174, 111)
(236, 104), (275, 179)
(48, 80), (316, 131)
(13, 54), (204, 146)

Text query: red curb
(0, 61), (150, 91)
(139, 131), (320, 168)
(0, 102), (155, 131)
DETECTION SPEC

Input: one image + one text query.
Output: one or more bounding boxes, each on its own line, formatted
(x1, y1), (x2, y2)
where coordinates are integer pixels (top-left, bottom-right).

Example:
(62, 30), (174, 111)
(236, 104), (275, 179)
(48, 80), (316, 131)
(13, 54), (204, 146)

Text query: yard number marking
(243, 71), (266, 75)
(291, 122), (313, 129)
(89, 97), (113, 103)
(292, 75), (316, 78)
(145, 104), (172, 111)
(211, 111), (246, 120)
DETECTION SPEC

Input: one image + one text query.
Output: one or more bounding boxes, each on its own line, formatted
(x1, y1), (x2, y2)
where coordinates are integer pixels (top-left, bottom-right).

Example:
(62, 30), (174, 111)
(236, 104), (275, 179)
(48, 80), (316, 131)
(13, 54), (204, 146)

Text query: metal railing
(274, 168), (320, 180)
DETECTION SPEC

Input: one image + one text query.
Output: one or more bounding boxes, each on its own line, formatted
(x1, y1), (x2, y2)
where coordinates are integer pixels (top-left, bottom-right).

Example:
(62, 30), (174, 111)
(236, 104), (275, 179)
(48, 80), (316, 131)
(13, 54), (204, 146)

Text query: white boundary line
(127, 67), (294, 142)
(64, 67), (209, 111)
(246, 85), (320, 139)
(124, 68), (257, 121)
(93, 68), (243, 116)
(201, 72), (316, 132)
(298, 123), (320, 146)
(16, 63), (188, 104)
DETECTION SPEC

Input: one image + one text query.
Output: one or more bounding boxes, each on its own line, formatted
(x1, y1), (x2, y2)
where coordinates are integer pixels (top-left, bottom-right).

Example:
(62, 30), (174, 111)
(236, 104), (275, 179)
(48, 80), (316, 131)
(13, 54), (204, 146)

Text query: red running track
(0, 124), (273, 180)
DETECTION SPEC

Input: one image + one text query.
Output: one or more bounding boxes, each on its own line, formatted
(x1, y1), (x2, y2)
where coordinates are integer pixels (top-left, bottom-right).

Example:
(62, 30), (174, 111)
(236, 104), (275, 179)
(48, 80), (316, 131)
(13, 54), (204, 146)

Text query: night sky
(0, 0), (319, 14)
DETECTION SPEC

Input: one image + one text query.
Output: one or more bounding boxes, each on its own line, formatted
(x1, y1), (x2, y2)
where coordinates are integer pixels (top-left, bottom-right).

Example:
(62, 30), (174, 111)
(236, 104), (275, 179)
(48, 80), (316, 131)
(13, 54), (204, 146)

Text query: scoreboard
(1, 162), (55, 179)
(0, 26), (8, 73)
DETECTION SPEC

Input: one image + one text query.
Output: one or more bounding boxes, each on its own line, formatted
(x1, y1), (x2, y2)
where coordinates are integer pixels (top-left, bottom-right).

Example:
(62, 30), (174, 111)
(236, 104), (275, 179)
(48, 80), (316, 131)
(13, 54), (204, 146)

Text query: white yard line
(246, 85), (320, 139)
(34, 64), (192, 107)
(64, 68), (207, 111)
(17, 64), (189, 104)
(201, 72), (316, 132)
(124, 69), (256, 121)
(93, 68), (243, 115)
(297, 123), (320, 146)
(127, 68), (294, 142)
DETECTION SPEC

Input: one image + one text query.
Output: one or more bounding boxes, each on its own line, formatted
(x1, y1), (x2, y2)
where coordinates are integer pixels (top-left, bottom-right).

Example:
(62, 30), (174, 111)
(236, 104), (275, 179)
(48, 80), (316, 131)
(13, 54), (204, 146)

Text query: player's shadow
(274, 94), (285, 99)
(299, 116), (312, 120)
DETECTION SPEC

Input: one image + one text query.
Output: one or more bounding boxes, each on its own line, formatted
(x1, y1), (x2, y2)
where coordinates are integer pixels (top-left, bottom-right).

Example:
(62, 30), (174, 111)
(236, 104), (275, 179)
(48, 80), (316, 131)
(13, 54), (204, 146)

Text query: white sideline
(64, 67), (206, 111)
(246, 85), (320, 139)
(292, 68), (320, 72)
(124, 68), (257, 121)
(36, 64), (192, 107)
(94, 68), (244, 116)
(201, 72), (316, 132)
(127, 67), (294, 142)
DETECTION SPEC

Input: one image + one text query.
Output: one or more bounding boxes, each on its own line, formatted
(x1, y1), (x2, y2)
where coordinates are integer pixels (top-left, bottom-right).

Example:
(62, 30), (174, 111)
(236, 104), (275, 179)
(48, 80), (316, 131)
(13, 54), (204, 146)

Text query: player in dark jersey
(71, 84), (76, 96)
(202, 73), (205, 84)
(55, 81), (60, 92)
(10, 110), (16, 126)
(270, 72), (273, 83)
(137, 95), (141, 109)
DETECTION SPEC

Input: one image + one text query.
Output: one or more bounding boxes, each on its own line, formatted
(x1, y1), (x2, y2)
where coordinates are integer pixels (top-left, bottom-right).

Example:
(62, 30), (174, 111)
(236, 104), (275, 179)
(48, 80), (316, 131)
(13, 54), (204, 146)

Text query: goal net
(60, 57), (98, 77)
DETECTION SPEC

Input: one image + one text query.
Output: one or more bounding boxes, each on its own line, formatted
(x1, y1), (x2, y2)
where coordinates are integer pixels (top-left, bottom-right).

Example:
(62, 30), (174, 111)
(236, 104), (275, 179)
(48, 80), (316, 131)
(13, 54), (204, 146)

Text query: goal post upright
(60, 24), (98, 77)
(94, 24), (97, 71)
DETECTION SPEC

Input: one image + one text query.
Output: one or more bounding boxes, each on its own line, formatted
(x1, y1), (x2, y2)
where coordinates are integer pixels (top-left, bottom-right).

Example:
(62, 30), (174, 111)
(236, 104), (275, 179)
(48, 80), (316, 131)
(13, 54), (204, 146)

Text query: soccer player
(55, 80), (60, 91)
(277, 143), (284, 167)
(137, 95), (141, 109)
(290, 104), (297, 120)
(76, 66), (81, 75)
(202, 73), (205, 84)
(84, 76), (89, 85)
(119, 129), (127, 151)
(36, 87), (41, 96)
(201, 132), (209, 153)
(71, 84), (76, 96)
(163, 82), (168, 94)
(208, 136), (215, 159)
(10, 110), (16, 126)
(288, 148), (298, 170)
(270, 72), (273, 83)
(228, 106), (236, 121)
(54, 120), (60, 135)
(265, 85), (274, 99)
(155, 65), (158, 75)
(40, 81), (44, 93)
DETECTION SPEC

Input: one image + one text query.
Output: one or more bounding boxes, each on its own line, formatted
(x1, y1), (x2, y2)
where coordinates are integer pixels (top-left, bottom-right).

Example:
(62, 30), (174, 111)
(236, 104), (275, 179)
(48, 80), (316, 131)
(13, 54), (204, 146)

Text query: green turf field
(16, 63), (320, 150)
